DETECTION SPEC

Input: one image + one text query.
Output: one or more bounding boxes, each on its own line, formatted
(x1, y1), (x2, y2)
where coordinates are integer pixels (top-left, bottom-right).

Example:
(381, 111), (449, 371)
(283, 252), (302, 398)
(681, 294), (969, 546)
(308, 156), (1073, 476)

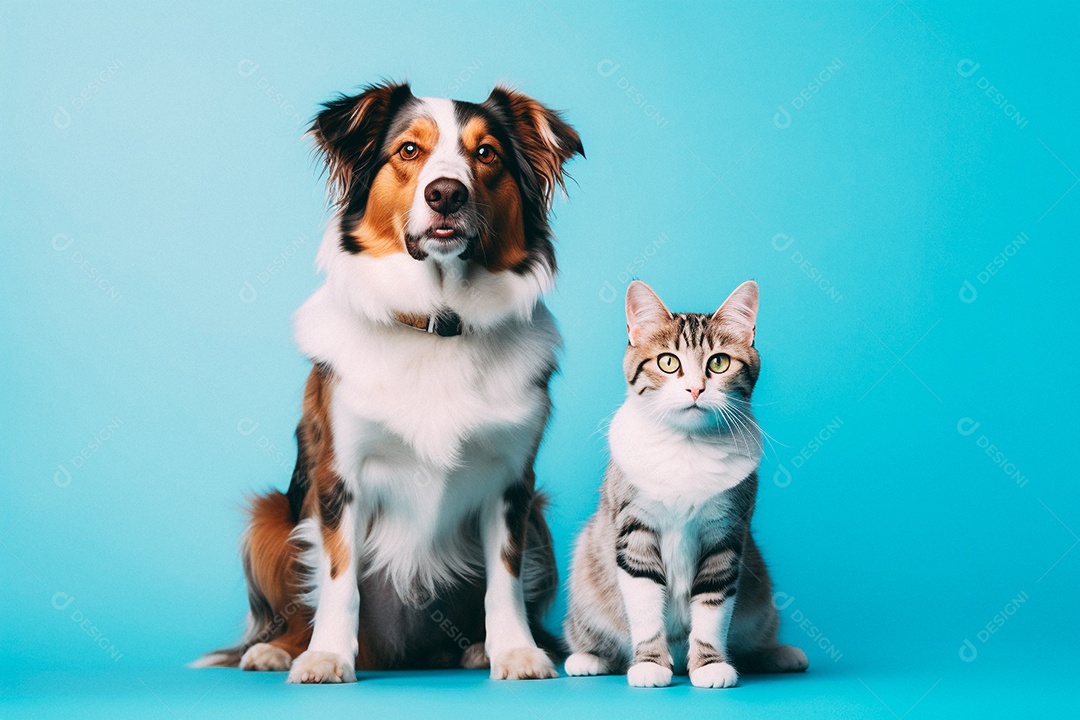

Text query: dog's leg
(287, 489), (360, 684)
(483, 483), (557, 680)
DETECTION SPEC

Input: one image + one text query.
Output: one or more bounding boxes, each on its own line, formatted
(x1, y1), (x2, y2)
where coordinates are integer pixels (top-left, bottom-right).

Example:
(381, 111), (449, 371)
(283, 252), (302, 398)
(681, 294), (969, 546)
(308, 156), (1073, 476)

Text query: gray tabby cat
(563, 280), (808, 688)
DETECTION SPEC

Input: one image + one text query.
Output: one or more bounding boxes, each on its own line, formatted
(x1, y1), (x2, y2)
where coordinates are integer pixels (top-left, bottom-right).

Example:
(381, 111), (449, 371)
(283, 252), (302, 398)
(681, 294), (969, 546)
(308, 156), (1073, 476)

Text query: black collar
(392, 310), (464, 337)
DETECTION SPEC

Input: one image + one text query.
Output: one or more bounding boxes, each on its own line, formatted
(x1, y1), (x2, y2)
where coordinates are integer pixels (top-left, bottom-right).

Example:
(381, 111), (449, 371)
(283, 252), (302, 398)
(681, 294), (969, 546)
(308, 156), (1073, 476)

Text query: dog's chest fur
(294, 280), (559, 592)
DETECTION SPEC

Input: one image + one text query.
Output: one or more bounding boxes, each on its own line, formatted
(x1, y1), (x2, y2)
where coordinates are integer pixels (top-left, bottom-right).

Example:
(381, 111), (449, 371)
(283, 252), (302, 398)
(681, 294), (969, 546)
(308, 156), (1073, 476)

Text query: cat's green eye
(707, 353), (731, 374)
(657, 353), (681, 374)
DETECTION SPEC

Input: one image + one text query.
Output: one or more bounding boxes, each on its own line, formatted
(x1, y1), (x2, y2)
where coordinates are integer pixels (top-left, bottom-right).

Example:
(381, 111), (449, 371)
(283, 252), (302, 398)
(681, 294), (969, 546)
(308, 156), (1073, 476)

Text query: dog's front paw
(689, 661), (738, 688)
(461, 642), (490, 669)
(627, 661), (673, 688)
(240, 643), (292, 672)
(490, 646), (557, 680)
(286, 650), (356, 684)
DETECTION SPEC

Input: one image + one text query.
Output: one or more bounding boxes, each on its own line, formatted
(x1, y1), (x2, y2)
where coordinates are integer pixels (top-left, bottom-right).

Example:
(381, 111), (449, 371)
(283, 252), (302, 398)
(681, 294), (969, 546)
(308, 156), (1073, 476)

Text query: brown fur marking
(294, 366), (352, 580)
(346, 118), (438, 256)
(461, 116), (529, 272)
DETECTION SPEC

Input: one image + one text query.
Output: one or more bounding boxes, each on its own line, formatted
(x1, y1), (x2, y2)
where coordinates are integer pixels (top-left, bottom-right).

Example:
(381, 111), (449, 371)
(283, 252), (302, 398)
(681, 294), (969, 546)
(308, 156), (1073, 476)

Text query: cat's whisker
(719, 404), (763, 458)
(730, 408), (784, 458)
(711, 404), (755, 457)
(726, 398), (787, 451)
(724, 403), (780, 461)
(590, 407), (621, 442)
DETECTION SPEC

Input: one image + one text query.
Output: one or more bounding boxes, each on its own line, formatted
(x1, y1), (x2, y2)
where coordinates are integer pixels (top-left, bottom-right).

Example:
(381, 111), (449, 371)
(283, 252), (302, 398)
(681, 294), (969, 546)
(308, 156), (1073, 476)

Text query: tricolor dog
(196, 82), (582, 683)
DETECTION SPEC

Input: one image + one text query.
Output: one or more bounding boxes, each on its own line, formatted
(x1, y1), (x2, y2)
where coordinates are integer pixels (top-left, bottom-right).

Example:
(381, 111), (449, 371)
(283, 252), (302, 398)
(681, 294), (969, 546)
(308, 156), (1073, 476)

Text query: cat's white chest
(608, 403), (759, 513)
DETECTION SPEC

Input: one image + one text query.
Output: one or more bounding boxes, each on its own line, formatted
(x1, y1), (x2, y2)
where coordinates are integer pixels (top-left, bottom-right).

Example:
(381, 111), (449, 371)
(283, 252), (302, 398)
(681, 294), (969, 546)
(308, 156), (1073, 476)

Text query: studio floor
(3, 656), (1075, 719)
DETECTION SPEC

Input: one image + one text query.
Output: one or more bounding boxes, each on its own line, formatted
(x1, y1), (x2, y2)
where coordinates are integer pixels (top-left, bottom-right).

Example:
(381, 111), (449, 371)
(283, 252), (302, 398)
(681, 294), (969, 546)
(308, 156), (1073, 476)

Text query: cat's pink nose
(688, 387), (704, 401)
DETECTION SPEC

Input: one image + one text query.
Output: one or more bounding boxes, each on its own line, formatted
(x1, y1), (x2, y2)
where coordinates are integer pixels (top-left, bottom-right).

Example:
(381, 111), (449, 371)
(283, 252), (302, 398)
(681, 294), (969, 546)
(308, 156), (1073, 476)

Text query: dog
(194, 82), (582, 683)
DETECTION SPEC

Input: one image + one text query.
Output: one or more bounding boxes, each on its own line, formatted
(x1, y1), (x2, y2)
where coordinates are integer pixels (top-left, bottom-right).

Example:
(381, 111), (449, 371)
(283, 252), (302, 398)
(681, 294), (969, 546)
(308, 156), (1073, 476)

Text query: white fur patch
(565, 652), (608, 676)
(295, 213), (559, 601)
(287, 649), (356, 684)
(689, 661), (738, 689)
(627, 661), (673, 688)
(303, 217), (555, 331)
(608, 399), (759, 511)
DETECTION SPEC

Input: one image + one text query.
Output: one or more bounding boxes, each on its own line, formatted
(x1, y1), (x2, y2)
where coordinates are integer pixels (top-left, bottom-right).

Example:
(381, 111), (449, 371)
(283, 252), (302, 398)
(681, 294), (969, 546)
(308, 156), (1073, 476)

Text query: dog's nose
(424, 178), (469, 215)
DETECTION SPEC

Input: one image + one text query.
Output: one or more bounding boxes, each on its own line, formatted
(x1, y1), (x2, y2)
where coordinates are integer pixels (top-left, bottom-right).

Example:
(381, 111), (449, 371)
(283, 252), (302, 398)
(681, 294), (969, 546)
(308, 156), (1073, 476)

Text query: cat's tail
(737, 645), (809, 674)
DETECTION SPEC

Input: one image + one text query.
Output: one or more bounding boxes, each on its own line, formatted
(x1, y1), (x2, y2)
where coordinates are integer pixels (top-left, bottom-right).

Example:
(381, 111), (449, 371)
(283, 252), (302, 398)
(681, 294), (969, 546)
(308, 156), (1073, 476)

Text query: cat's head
(622, 280), (760, 433)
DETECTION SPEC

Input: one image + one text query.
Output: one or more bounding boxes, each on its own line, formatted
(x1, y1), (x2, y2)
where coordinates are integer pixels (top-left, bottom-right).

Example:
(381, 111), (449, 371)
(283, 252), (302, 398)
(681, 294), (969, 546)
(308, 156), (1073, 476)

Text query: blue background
(2, 1), (1077, 717)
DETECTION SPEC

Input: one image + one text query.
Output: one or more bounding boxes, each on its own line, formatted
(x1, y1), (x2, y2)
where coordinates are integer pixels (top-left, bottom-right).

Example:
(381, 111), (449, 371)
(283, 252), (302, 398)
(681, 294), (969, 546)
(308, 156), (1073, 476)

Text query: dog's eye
(707, 353), (731, 374)
(657, 353), (680, 374)
(476, 144), (497, 164)
(399, 142), (420, 160)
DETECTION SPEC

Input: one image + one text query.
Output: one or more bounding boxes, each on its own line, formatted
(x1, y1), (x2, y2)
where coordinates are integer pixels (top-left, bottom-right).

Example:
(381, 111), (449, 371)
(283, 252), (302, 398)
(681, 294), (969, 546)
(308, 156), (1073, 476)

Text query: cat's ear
(626, 281), (672, 346)
(712, 280), (758, 345)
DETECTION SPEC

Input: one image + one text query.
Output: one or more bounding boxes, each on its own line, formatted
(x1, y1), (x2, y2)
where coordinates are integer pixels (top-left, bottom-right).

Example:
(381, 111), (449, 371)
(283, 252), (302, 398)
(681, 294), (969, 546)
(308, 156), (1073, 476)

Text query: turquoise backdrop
(2, 1), (1077, 717)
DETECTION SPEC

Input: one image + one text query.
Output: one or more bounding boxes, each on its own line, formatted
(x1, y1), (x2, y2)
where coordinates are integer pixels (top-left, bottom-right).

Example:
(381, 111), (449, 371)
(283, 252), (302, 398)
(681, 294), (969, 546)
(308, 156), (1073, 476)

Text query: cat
(563, 279), (808, 688)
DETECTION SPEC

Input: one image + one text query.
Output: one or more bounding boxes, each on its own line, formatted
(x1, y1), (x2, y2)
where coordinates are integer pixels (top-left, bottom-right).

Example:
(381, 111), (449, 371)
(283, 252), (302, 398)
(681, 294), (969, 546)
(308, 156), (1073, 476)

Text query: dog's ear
(309, 81), (414, 205)
(482, 86), (584, 208)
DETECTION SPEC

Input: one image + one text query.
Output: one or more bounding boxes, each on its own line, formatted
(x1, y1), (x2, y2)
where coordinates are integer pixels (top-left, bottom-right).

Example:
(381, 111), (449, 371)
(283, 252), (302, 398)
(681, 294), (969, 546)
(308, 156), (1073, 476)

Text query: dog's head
(310, 82), (582, 276)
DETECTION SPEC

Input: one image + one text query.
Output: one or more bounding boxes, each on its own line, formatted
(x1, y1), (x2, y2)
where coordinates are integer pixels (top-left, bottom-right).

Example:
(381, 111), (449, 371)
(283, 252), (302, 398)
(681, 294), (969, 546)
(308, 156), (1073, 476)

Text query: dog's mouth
(428, 225), (464, 241)
(405, 220), (477, 261)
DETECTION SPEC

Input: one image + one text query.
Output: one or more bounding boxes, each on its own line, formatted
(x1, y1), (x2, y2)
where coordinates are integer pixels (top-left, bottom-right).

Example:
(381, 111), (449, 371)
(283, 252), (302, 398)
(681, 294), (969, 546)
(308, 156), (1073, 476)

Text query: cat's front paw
(565, 652), (609, 676)
(490, 646), (557, 680)
(627, 661), (673, 688)
(690, 661), (738, 688)
(286, 650), (356, 684)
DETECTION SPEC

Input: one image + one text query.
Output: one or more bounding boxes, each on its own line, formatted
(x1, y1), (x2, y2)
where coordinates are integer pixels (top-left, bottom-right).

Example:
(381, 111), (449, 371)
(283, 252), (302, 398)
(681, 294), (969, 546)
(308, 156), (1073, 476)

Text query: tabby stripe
(629, 358), (650, 385)
(616, 550), (666, 585)
(689, 639), (725, 670)
(616, 518), (651, 539)
(699, 533), (745, 562)
(633, 632), (672, 668)
(691, 566), (740, 598)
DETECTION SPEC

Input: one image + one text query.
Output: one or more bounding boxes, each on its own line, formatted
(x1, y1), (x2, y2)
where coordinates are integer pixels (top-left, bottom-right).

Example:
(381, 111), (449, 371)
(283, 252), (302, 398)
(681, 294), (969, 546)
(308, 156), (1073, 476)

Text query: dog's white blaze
(407, 97), (473, 245)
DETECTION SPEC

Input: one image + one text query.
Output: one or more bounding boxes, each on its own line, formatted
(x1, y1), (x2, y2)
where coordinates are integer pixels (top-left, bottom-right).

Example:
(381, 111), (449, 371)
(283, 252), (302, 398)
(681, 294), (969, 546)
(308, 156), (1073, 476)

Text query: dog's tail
(190, 491), (298, 668)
